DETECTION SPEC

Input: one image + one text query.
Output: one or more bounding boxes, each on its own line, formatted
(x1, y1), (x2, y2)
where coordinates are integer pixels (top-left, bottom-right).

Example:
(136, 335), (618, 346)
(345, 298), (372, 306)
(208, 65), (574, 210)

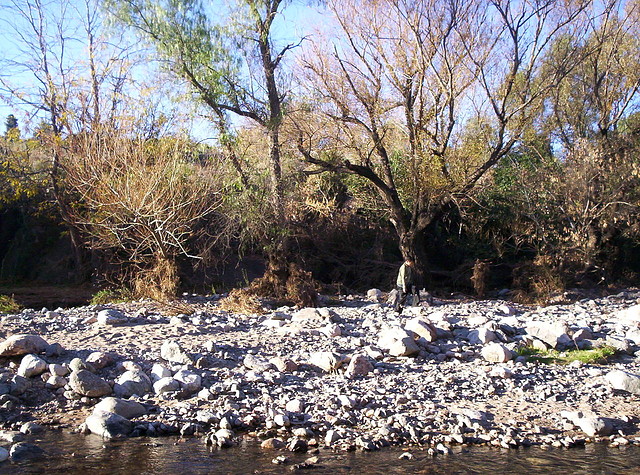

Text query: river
(4, 432), (640, 474)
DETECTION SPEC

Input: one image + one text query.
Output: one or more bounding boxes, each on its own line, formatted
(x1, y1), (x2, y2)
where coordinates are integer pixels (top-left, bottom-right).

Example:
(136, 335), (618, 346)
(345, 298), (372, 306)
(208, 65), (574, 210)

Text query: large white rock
(366, 289), (383, 302)
(96, 309), (127, 325)
(153, 377), (180, 394)
(526, 320), (570, 349)
(173, 369), (201, 392)
(114, 370), (152, 398)
(17, 354), (47, 378)
(404, 318), (437, 342)
(85, 411), (133, 438)
(0, 334), (48, 357)
(69, 370), (112, 397)
(243, 354), (275, 372)
(481, 343), (513, 363)
(93, 397), (147, 419)
(618, 304), (640, 323)
(606, 369), (640, 395)
(344, 354), (374, 379)
(577, 417), (613, 437)
(377, 327), (420, 356)
(160, 340), (192, 364)
(309, 352), (345, 372)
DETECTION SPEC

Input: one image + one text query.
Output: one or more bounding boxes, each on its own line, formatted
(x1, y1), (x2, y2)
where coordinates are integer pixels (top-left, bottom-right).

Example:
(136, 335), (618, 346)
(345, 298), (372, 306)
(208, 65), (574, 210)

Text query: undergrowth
(516, 345), (617, 365)
(90, 288), (134, 305)
(0, 294), (21, 313)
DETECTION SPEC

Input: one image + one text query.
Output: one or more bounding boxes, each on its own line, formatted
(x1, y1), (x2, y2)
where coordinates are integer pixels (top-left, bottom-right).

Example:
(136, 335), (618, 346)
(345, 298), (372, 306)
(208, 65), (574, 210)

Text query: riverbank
(1, 289), (640, 464)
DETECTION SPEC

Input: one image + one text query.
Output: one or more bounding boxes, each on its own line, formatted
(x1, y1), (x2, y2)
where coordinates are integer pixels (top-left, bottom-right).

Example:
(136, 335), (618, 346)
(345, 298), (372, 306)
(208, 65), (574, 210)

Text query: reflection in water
(4, 432), (640, 474)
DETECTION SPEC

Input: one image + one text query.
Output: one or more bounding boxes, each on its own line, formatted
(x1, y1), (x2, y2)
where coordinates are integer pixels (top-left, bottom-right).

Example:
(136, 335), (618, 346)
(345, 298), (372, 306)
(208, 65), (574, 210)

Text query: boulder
(173, 369), (201, 392)
(618, 304), (640, 323)
(269, 357), (298, 373)
(468, 328), (497, 345)
(344, 354), (374, 379)
(606, 370), (640, 395)
(366, 289), (383, 302)
(17, 354), (47, 378)
(481, 343), (513, 363)
(8, 442), (44, 461)
(309, 352), (345, 372)
(525, 321), (570, 349)
(114, 370), (152, 398)
(404, 318), (437, 342)
(577, 417), (613, 437)
(243, 354), (275, 372)
(93, 397), (147, 419)
(153, 377), (180, 395)
(160, 340), (192, 364)
(86, 351), (115, 369)
(45, 375), (67, 389)
(377, 327), (420, 357)
(0, 334), (48, 357)
(69, 370), (112, 397)
(285, 399), (305, 413)
(85, 411), (133, 438)
(96, 309), (127, 325)
(150, 363), (172, 382)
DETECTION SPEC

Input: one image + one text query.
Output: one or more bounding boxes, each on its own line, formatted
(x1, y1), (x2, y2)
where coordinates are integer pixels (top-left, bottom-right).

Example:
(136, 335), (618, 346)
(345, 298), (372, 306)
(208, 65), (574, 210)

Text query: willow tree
(105, 0), (299, 217)
(296, 0), (591, 280)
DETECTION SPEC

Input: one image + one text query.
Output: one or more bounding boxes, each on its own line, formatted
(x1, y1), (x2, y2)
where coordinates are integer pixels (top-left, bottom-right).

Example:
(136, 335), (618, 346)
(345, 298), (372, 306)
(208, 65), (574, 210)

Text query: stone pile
(1, 289), (640, 462)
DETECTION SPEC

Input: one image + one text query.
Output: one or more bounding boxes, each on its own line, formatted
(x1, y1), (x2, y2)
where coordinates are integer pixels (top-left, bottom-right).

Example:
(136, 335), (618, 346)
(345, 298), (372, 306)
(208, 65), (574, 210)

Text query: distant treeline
(1, 0), (639, 303)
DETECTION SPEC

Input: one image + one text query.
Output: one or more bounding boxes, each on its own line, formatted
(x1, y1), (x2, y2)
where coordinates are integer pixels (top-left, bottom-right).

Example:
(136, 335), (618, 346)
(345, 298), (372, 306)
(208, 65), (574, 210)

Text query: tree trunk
(398, 227), (429, 290)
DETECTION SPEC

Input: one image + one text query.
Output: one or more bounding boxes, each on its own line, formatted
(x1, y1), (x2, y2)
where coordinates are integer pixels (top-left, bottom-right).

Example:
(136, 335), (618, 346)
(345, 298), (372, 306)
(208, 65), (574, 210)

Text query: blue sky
(0, 0), (326, 138)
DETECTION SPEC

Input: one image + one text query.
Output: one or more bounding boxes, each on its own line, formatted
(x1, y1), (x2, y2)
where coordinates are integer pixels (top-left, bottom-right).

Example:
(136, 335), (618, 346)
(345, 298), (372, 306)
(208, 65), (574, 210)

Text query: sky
(0, 0), (327, 139)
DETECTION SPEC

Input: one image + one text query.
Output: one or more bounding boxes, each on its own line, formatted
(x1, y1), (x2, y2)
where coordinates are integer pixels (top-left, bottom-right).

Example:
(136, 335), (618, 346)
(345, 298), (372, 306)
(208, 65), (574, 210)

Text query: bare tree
(296, 0), (590, 280)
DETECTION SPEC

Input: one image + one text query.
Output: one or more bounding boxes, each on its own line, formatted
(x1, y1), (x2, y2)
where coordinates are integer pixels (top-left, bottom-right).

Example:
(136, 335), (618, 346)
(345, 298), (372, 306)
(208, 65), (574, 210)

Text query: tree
(296, 0), (590, 281)
(105, 0), (300, 218)
(4, 114), (18, 136)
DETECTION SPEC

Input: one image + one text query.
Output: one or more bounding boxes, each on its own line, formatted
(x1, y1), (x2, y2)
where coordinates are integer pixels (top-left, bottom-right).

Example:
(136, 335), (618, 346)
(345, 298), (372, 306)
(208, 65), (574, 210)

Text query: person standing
(394, 258), (419, 313)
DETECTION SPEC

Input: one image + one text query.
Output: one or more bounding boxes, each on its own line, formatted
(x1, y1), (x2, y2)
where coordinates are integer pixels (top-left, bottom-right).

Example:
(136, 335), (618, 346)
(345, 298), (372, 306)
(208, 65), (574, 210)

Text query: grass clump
(0, 294), (21, 313)
(90, 288), (134, 305)
(516, 345), (617, 365)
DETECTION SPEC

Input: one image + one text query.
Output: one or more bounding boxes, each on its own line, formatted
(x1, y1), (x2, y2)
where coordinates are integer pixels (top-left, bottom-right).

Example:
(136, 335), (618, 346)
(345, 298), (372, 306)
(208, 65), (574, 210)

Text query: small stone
(262, 437), (285, 449)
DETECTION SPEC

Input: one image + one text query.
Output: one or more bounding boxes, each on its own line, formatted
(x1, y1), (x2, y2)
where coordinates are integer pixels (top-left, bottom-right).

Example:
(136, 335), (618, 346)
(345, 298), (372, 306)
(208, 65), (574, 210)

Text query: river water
(4, 432), (640, 474)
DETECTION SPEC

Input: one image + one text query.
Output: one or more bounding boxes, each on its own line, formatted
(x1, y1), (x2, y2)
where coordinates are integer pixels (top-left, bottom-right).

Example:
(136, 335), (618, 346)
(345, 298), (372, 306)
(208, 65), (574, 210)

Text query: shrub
(0, 294), (21, 313)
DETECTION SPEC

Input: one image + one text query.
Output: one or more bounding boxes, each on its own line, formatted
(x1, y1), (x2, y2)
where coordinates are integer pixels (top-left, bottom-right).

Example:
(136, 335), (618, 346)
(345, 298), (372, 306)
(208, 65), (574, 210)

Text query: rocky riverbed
(1, 288), (640, 465)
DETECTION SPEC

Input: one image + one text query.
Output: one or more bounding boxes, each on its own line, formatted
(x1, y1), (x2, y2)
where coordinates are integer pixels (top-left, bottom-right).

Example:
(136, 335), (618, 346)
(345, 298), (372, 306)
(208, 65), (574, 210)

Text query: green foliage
(90, 288), (134, 305)
(515, 345), (617, 365)
(0, 294), (21, 313)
